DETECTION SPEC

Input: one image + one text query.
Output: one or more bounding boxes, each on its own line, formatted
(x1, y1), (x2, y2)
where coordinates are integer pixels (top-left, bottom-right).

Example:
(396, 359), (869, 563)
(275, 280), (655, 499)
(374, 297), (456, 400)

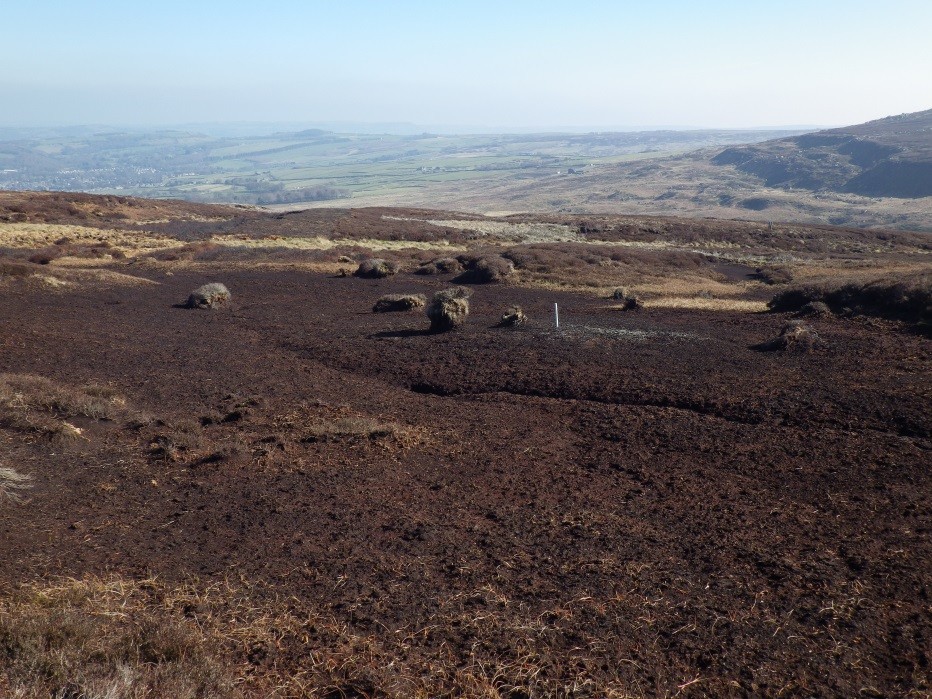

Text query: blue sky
(2, 0), (930, 130)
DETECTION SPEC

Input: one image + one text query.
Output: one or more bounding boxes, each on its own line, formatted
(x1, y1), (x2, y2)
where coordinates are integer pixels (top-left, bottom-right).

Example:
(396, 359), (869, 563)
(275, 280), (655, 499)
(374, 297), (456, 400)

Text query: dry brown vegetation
(186, 282), (232, 309)
(426, 286), (472, 332)
(0, 574), (671, 699)
(414, 257), (463, 275)
(0, 374), (132, 440)
(753, 320), (825, 352)
(302, 416), (403, 444)
(768, 272), (932, 332)
(354, 258), (400, 279)
(0, 190), (245, 226)
(0, 578), (235, 699)
(372, 293), (427, 313)
(454, 255), (516, 284)
(611, 288), (643, 311)
(497, 305), (527, 327)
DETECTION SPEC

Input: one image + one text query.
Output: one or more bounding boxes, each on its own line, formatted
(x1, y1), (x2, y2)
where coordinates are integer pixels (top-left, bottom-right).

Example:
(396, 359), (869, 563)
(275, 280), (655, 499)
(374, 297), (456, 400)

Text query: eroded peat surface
(0, 193), (929, 698)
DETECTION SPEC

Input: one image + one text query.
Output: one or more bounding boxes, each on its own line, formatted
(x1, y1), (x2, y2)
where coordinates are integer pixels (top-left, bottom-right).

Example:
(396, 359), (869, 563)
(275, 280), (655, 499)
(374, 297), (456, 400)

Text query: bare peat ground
(0, 193), (930, 698)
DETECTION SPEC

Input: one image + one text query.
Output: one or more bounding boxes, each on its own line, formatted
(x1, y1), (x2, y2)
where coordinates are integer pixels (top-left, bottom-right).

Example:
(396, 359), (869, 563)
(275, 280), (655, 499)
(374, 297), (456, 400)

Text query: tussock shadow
(370, 328), (433, 338)
(489, 321), (531, 330)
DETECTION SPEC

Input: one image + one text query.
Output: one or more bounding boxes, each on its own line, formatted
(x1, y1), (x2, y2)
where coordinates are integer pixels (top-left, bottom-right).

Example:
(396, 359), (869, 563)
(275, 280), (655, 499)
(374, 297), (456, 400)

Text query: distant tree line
(254, 186), (347, 204)
(187, 185), (348, 205)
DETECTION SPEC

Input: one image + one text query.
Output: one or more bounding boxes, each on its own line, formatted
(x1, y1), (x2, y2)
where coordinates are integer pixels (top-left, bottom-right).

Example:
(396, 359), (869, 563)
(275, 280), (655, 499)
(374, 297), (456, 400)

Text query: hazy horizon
(0, 119), (830, 139)
(2, 0), (931, 131)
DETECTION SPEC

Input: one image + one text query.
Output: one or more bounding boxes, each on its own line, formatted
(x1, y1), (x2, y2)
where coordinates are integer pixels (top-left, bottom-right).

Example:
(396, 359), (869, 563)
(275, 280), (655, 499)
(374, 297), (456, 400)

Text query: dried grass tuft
(0, 374), (133, 440)
(498, 305), (527, 327)
(186, 282), (231, 309)
(426, 287), (471, 332)
(0, 574), (643, 698)
(754, 320), (825, 352)
(354, 258), (399, 279)
(455, 255), (514, 284)
(373, 293), (426, 313)
(414, 257), (463, 275)
(610, 287), (643, 311)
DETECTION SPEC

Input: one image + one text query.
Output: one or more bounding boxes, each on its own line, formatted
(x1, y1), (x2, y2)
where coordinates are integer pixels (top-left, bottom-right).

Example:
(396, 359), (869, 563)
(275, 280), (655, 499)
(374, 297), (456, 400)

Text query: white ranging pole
(554, 302), (560, 329)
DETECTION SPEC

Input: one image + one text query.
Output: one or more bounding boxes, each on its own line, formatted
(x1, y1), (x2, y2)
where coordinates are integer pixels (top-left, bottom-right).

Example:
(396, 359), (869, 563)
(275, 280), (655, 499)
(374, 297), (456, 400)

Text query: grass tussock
(497, 305), (527, 327)
(454, 255), (515, 284)
(752, 265), (794, 285)
(372, 293), (426, 313)
(753, 320), (825, 353)
(0, 374), (131, 440)
(186, 282), (231, 309)
(413, 257), (463, 275)
(611, 287), (643, 311)
(426, 286), (471, 333)
(354, 258), (399, 279)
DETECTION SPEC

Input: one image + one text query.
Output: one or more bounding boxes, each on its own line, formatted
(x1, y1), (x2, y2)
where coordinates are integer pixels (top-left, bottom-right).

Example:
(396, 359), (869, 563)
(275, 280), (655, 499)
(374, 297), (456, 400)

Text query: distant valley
(1, 110), (930, 231)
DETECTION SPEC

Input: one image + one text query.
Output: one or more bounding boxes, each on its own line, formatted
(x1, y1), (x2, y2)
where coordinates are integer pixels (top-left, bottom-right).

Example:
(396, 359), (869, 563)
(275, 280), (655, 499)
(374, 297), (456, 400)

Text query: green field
(0, 128), (804, 206)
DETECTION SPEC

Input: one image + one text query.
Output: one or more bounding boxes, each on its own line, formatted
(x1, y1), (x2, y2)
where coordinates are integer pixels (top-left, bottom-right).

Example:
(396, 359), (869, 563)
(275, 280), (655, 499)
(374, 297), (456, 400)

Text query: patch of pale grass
(208, 235), (465, 252)
(633, 277), (752, 298)
(385, 216), (579, 244)
(131, 215), (230, 224)
(0, 576), (238, 698)
(0, 222), (186, 254)
(309, 260), (353, 274)
(0, 467), (32, 503)
(33, 268), (158, 289)
(643, 297), (768, 312)
(75, 269), (158, 286)
(383, 216), (754, 253)
(789, 261), (932, 283)
(34, 274), (74, 289)
(301, 416), (427, 449)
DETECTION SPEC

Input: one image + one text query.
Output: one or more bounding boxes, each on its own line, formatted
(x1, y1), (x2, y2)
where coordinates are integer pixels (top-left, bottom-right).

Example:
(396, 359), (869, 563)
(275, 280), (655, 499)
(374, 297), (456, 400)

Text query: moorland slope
(0, 191), (929, 698)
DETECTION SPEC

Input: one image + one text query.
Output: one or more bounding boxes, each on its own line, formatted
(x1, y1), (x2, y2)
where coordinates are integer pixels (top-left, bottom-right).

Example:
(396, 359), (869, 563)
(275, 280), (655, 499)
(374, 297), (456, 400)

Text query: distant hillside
(0, 126), (805, 202)
(713, 109), (932, 198)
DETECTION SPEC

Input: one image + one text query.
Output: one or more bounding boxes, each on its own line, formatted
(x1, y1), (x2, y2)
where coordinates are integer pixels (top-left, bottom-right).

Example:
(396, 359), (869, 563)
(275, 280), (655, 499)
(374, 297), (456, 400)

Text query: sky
(2, 0), (931, 132)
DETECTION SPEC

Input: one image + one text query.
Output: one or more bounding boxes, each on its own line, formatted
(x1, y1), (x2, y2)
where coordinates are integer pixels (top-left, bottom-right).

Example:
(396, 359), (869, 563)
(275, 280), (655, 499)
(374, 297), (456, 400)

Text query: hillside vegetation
(714, 109), (932, 198)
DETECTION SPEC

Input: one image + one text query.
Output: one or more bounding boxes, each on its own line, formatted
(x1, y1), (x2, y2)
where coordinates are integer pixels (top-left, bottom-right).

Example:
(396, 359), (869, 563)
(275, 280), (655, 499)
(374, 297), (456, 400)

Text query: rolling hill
(713, 108), (932, 198)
